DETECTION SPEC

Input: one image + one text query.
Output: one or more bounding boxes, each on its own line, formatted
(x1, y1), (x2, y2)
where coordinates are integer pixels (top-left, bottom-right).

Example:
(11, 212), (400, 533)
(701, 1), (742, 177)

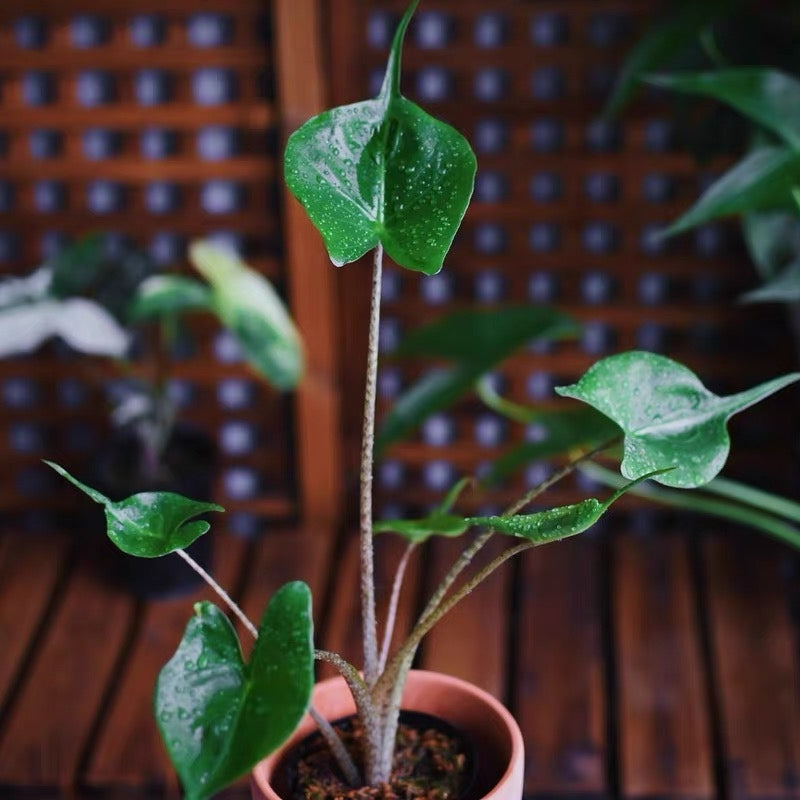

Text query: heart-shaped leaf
(128, 275), (214, 321)
(284, 1), (476, 274)
(646, 69), (800, 149)
(46, 461), (223, 557)
(376, 307), (577, 452)
(156, 582), (314, 800)
(662, 146), (800, 237)
(189, 241), (303, 390)
(556, 351), (800, 488)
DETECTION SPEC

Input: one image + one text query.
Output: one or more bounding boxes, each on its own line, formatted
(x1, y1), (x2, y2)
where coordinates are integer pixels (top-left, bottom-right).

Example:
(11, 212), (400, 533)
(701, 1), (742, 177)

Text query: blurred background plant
(0, 234), (302, 484)
(0, 234), (302, 595)
(606, 0), (800, 354)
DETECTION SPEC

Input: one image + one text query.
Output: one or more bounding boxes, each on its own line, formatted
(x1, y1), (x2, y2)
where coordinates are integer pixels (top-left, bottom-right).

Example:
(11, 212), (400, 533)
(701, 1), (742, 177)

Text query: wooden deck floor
(1, 518), (799, 799)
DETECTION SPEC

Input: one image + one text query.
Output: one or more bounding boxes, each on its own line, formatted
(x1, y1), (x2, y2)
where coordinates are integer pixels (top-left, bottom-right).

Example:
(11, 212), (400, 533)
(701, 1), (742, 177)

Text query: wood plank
(419, 536), (511, 699)
(0, 546), (135, 788)
(85, 532), (247, 790)
(516, 537), (606, 796)
(0, 533), (69, 711)
(615, 529), (714, 799)
(703, 535), (800, 800)
(238, 526), (336, 649)
(274, 0), (344, 528)
(321, 532), (422, 681)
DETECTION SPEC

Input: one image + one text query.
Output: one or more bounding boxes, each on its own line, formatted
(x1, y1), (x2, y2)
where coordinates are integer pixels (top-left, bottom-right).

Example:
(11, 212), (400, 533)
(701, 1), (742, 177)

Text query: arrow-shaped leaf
(284, 1), (476, 274)
(46, 461), (223, 557)
(376, 472), (664, 545)
(556, 351), (800, 488)
(467, 471), (666, 543)
(156, 583), (314, 800)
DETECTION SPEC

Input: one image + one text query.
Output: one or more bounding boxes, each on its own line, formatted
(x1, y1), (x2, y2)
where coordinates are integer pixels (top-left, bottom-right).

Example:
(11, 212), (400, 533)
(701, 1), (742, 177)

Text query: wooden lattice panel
(331, 0), (798, 520)
(0, 1), (296, 534)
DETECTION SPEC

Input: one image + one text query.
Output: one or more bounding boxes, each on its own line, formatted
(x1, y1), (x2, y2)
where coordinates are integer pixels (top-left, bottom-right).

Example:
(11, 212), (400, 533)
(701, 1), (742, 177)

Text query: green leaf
(740, 259), (800, 303)
(0, 298), (130, 358)
(604, 0), (730, 116)
(284, 1), (476, 274)
(556, 351), (800, 488)
(189, 241), (303, 389)
(396, 306), (578, 362)
(128, 275), (214, 321)
(483, 410), (620, 485)
(742, 211), (800, 279)
(468, 472), (664, 543)
(373, 512), (470, 544)
(581, 461), (800, 552)
(376, 470), (665, 546)
(48, 233), (107, 298)
(663, 146), (800, 236)
(645, 69), (800, 149)
(45, 461), (223, 557)
(156, 583), (314, 800)
(376, 307), (577, 452)
(436, 477), (473, 513)
(49, 235), (157, 322)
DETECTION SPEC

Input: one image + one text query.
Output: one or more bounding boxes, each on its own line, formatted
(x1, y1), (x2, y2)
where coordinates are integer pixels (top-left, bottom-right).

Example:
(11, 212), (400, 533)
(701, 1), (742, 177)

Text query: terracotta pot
(251, 669), (524, 800)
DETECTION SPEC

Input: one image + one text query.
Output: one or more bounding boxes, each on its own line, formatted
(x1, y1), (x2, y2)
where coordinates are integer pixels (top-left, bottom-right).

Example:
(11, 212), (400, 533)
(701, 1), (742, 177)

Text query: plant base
(252, 670), (524, 800)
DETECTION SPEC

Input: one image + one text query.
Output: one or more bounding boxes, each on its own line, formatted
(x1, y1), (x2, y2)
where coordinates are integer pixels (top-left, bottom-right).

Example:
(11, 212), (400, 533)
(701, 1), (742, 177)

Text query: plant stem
(415, 436), (620, 629)
(314, 649), (383, 783)
(360, 244), (383, 689)
(176, 548), (258, 639)
(378, 541), (532, 692)
(505, 435), (621, 516)
(309, 707), (361, 787)
(378, 542), (416, 673)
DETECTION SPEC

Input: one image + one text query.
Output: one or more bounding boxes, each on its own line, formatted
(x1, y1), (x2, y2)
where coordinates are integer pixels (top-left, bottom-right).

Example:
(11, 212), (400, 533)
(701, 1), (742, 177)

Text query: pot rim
(251, 669), (524, 800)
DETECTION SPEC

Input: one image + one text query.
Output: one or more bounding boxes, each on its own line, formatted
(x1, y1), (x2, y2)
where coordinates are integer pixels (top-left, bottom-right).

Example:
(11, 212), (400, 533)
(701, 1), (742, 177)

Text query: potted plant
(1, 235), (302, 597)
(47, 3), (800, 798)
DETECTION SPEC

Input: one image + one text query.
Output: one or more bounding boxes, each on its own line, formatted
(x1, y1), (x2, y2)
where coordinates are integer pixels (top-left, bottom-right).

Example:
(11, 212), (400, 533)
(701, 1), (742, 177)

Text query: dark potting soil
(286, 717), (470, 800)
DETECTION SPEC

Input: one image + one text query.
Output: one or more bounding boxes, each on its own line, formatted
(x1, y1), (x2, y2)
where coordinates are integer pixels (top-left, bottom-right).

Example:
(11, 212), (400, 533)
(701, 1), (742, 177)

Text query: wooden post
(273, 0), (344, 529)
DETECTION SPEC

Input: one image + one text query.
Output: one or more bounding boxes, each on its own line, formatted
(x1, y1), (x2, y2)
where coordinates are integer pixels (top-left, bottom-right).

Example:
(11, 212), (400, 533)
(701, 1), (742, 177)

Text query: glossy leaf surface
(284, 1), (476, 274)
(377, 307), (577, 452)
(129, 275), (214, 321)
(646, 69), (800, 149)
(377, 473), (660, 545)
(156, 583), (314, 800)
(556, 351), (800, 488)
(189, 241), (303, 389)
(46, 461), (223, 557)
(663, 146), (800, 236)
